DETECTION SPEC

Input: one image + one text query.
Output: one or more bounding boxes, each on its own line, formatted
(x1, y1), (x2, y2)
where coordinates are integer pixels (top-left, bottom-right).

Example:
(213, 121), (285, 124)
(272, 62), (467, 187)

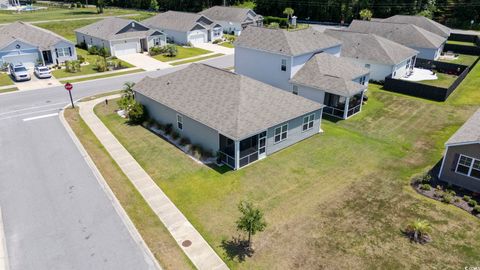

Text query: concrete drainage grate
(181, 240), (192, 247)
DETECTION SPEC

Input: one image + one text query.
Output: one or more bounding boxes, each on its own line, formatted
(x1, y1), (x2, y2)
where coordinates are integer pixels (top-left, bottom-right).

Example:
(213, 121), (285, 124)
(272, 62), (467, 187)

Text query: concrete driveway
(194, 43), (234, 55)
(117, 53), (171, 71)
(13, 71), (61, 91)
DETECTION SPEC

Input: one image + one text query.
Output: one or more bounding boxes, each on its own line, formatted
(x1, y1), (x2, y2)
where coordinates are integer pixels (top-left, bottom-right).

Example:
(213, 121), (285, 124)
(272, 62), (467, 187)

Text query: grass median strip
(170, 53), (225, 66)
(0, 87), (18, 94)
(59, 69), (144, 84)
(64, 107), (194, 270)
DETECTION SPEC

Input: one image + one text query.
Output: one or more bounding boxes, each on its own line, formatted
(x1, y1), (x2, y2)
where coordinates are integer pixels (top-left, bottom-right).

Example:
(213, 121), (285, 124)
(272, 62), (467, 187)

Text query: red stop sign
(64, 82), (73, 91)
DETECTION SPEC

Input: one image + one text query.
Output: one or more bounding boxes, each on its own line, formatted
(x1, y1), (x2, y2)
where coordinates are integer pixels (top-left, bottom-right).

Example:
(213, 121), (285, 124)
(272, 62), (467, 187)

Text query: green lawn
(170, 53), (224, 66)
(152, 46), (212, 62)
(418, 73), (458, 88)
(37, 19), (102, 42)
(89, 60), (480, 269)
(60, 69), (143, 84)
(52, 48), (134, 79)
(219, 42), (234, 48)
(439, 53), (479, 66)
(0, 73), (14, 87)
(446, 40), (477, 46)
(0, 6), (153, 24)
(0, 87), (17, 94)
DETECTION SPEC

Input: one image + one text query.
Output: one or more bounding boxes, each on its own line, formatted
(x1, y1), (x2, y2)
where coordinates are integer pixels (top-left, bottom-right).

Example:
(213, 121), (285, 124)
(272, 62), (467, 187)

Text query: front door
(258, 131), (267, 159)
(42, 51), (52, 64)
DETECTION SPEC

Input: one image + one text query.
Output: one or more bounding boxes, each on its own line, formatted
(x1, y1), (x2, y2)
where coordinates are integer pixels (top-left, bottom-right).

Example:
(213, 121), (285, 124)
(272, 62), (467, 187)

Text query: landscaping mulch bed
(412, 175), (480, 218)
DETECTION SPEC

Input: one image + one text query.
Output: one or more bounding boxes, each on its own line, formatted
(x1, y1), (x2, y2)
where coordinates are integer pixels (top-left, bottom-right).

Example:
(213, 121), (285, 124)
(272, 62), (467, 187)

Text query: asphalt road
(0, 55), (234, 270)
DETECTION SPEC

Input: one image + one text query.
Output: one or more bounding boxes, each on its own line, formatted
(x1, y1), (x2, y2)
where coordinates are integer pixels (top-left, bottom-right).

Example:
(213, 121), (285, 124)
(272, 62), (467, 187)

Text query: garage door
(3, 53), (39, 69)
(189, 34), (206, 44)
(113, 41), (139, 56)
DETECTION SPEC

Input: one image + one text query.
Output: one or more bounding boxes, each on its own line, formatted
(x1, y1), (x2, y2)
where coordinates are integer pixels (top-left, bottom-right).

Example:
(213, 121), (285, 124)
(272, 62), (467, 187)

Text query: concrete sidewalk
(79, 97), (228, 270)
(0, 207), (8, 270)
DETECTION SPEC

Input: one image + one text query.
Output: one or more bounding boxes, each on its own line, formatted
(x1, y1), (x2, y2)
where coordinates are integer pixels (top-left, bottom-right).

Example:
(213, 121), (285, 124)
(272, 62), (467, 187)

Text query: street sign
(64, 82), (74, 108)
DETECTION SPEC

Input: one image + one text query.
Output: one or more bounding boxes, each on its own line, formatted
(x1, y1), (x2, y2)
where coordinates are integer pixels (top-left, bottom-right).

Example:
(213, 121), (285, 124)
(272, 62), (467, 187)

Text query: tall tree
(359, 8), (373, 20)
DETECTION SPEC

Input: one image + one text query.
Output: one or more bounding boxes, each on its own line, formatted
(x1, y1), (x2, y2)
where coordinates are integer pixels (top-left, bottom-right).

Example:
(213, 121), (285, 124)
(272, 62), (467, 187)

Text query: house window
(57, 47), (70, 57)
(302, 114), (315, 131)
(281, 59), (287, 71)
(359, 76), (366, 85)
(213, 29), (222, 37)
(274, 124), (288, 143)
(365, 63), (371, 68)
(177, 114), (183, 130)
(455, 155), (480, 179)
(153, 37), (162, 46)
(292, 85), (298, 95)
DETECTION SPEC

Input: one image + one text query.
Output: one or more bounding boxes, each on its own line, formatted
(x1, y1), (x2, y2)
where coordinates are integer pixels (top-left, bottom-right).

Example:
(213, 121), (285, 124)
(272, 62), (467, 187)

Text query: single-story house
(141, 11), (223, 44)
(348, 20), (447, 60)
(290, 53), (369, 119)
(234, 26), (342, 91)
(0, 21), (76, 68)
(438, 109), (480, 192)
(134, 63), (324, 170)
(379, 15), (451, 38)
(324, 29), (419, 81)
(198, 5), (263, 35)
(75, 17), (166, 57)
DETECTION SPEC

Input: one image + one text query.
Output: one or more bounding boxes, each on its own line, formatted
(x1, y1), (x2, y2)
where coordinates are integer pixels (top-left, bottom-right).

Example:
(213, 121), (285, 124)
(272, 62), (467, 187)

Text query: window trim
(177, 114), (183, 130)
(274, 123), (288, 144)
(302, 113), (315, 132)
(57, 47), (70, 57)
(455, 154), (480, 180)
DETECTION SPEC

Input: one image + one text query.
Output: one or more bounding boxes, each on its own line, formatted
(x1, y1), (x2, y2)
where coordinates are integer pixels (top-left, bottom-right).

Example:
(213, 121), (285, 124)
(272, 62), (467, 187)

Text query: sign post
(64, 82), (74, 108)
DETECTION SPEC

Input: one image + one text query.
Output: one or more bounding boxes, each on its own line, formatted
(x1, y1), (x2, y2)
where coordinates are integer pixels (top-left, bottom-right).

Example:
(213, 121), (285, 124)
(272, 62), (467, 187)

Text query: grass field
(0, 6), (153, 24)
(80, 59), (480, 269)
(446, 40), (477, 46)
(418, 73), (458, 88)
(0, 73), (13, 87)
(59, 69), (143, 84)
(0, 87), (17, 93)
(37, 19), (101, 42)
(439, 54), (479, 66)
(219, 42), (234, 48)
(152, 46), (212, 62)
(170, 53), (224, 66)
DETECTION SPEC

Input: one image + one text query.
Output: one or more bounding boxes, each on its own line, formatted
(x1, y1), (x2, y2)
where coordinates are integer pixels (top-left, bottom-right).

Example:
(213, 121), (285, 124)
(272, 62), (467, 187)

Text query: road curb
(0, 207), (9, 270)
(58, 105), (162, 270)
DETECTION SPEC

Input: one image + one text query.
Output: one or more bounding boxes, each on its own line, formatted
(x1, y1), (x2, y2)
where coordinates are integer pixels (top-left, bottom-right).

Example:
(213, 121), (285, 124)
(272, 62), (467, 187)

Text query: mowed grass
(59, 69), (143, 84)
(446, 57), (480, 105)
(170, 53), (224, 66)
(439, 54), (479, 66)
(0, 73), (13, 86)
(446, 40), (477, 46)
(64, 107), (194, 270)
(418, 73), (458, 88)
(152, 46), (212, 62)
(37, 19), (102, 42)
(91, 67), (480, 269)
(0, 6), (153, 24)
(219, 42), (234, 48)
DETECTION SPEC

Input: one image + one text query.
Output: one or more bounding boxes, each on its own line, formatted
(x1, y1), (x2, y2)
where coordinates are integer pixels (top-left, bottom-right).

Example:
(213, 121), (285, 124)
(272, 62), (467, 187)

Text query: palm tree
(236, 201), (267, 250)
(123, 82), (135, 99)
(283, 7), (294, 27)
(405, 219), (432, 243)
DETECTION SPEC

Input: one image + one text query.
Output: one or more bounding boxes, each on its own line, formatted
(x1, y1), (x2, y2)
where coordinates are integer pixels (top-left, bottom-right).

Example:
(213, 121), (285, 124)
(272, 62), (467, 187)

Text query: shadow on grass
(322, 114), (343, 123)
(220, 236), (254, 262)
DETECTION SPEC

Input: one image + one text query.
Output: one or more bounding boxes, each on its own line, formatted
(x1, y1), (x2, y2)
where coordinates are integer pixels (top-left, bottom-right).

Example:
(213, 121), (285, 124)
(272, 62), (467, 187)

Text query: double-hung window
(274, 124), (288, 143)
(177, 114), (183, 130)
(57, 47), (70, 57)
(302, 114), (315, 131)
(153, 37), (162, 46)
(281, 59), (287, 71)
(292, 85), (298, 95)
(456, 155), (480, 179)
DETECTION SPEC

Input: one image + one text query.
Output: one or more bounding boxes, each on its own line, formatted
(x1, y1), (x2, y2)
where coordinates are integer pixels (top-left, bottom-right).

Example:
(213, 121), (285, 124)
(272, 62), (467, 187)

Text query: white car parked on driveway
(9, 63), (31, 82)
(34, 66), (52, 79)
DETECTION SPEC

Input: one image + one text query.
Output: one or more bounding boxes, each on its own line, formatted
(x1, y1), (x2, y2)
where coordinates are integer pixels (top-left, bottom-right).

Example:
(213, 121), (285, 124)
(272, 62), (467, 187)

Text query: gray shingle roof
(0, 21), (73, 50)
(234, 26), (342, 56)
(141, 11), (217, 32)
(324, 29), (418, 65)
(382, 15), (451, 38)
(348, 20), (446, 49)
(446, 108), (480, 146)
(75, 17), (159, 40)
(199, 6), (262, 23)
(134, 63), (324, 140)
(290, 53), (368, 97)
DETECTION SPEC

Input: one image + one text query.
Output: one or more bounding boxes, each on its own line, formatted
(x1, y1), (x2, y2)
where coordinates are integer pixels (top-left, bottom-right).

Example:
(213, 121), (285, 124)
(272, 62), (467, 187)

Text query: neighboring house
(141, 11), (223, 44)
(438, 109), (480, 192)
(324, 29), (419, 81)
(198, 5), (263, 35)
(75, 17), (166, 57)
(0, 21), (76, 69)
(290, 53), (369, 119)
(134, 63), (324, 170)
(234, 26), (342, 91)
(380, 15), (451, 38)
(348, 20), (447, 60)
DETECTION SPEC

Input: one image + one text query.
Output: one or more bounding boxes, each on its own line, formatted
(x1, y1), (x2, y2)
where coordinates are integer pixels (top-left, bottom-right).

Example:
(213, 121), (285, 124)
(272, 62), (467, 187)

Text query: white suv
(9, 64), (31, 82)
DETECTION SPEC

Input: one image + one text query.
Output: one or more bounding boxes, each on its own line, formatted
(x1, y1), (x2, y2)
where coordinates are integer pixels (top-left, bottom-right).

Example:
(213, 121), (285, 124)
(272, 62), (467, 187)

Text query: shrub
(468, 199), (477, 207)
(420, 184), (432, 191)
(442, 193), (453, 204)
(88, 46), (99, 55)
(127, 101), (146, 124)
(445, 189), (456, 196)
(191, 144), (203, 160)
(164, 124), (173, 135)
(473, 205), (480, 214)
(149, 46), (166, 56)
(405, 219), (432, 244)
(164, 44), (178, 57)
(186, 41), (193, 47)
(95, 58), (107, 72)
(77, 55), (85, 64)
(76, 2), (81, 8)
(263, 16), (288, 28)
(171, 131), (180, 140)
(421, 174), (432, 184)
(454, 197), (461, 203)
(463, 195), (471, 201)
(179, 137), (191, 146)
(65, 60), (81, 73)
(212, 39), (222, 44)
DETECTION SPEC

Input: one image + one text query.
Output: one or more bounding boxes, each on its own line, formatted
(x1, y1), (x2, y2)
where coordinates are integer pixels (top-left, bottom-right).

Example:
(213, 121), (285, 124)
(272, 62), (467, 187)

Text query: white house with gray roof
(348, 20), (447, 60)
(134, 63), (324, 170)
(438, 108), (480, 192)
(0, 21), (76, 69)
(324, 29), (419, 81)
(290, 53), (369, 119)
(199, 6), (263, 35)
(234, 26), (342, 91)
(379, 15), (451, 38)
(75, 17), (166, 57)
(141, 11), (223, 44)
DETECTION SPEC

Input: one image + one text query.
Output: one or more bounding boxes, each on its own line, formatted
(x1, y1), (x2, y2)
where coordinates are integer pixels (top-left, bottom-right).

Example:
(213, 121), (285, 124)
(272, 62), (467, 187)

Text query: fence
(444, 43), (480, 55)
(415, 58), (469, 74)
